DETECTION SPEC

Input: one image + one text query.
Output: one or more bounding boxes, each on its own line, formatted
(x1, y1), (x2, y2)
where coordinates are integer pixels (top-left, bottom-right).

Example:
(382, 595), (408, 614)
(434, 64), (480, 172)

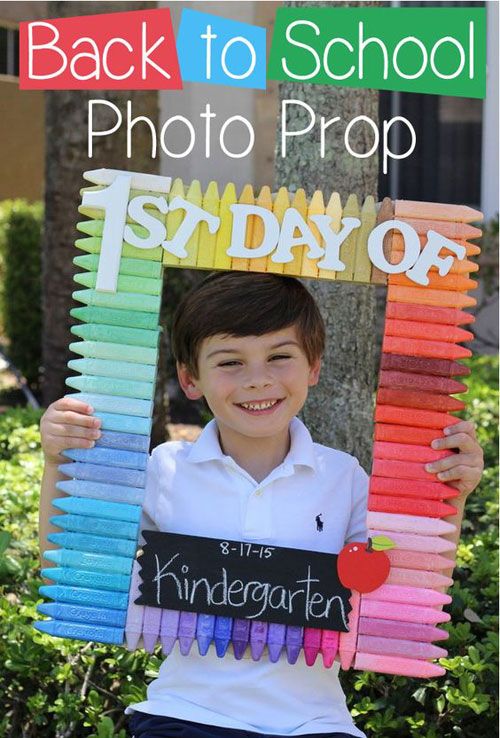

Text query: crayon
(58, 461), (146, 488)
(196, 181), (220, 269)
(160, 609), (180, 655)
(373, 442), (453, 465)
(163, 177), (185, 267)
(367, 530), (456, 554)
(391, 234), (480, 262)
(143, 606), (162, 653)
(250, 621), (269, 661)
(386, 568), (453, 589)
(284, 189), (307, 277)
(73, 288), (161, 314)
(375, 424), (446, 447)
(49, 514), (138, 540)
(68, 358), (156, 383)
(375, 406), (461, 430)
(369, 476), (458, 501)
(34, 619), (124, 645)
(179, 180), (202, 268)
(337, 194), (360, 282)
(360, 599), (450, 625)
(74, 236), (163, 263)
(52, 496), (141, 523)
(62, 446), (148, 471)
(387, 549), (454, 571)
(339, 590), (360, 670)
(353, 195), (377, 284)
(65, 392), (153, 418)
(318, 192), (342, 281)
(249, 186), (273, 273)
(368, 495), (456, 518)
(377, 388), (465, 412)
(41, 567), (131, 592)
(196, 614), (216, 656)
(38, 601), (128, 628)
(384, 319), (473, 344)
(354, 652), (446, 678)
(71, 306), (160, 331)
(82, 168), (171, 191)
(303, 627), (322, 666)
(125, 560), (144, 650)
(285, 625), (303, 665)
(232, 183), (255, 272)
(214, 616), (233, 657)
(213, 183), (236, 270)
(391, 217), (482, 241)
(370, 197), (394, 285)
(382, 336), (472, 361)
(267, 622), (286, 662)
(69, 340), (158, 365)
(91, 412), (152, 435)
(390, 251), (479, 276)
(71, 323), (160, 349)
(74, 271), (162, 297)
(303, 190), (324, 279)
(358, 617), (449, 642)
(394, 199), (483, 223)
(43, 548), (133, 575)
(321, 630), (340, 668)
(95, 430), (150, 453)
(268, 188), (289, 275)
(56, 480), (144, 506)
(178, 612), (197, 655)
(380, 353), (471, 377)
(357, 635), (447, 660)
(232, 619), (251, 659)
(74, 254), (162, 279)
(387, 285), (476, 309)
(47, 532), (137, 558)
(363, 584), (451, 606)
(66, 375), (154, 401)
(378, 371), (468, 395)
(455, 239), (482, 256)
(366, 512), (456, 536)
(371, 459), (444, 482)
(384, 302), (475, 326)
(39, 584), (129, 610)
(390, 273), (477, 293)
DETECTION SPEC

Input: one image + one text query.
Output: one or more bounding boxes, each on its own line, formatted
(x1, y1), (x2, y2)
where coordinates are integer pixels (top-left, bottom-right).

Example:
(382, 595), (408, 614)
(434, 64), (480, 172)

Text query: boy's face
(177, 326), (321, 442)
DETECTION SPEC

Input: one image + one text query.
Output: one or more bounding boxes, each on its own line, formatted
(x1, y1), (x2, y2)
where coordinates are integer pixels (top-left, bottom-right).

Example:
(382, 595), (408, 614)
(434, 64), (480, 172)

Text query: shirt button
(255, 489), (263, 496)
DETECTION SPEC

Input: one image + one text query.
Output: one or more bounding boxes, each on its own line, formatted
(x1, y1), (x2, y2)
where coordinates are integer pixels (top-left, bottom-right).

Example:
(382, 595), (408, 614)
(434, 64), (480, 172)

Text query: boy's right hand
(40, 397), (101, 466)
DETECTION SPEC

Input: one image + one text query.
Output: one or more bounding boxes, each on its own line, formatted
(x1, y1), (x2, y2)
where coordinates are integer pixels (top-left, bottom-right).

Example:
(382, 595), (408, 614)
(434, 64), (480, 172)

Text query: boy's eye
(218, 360), (241, 367)
(269, 354), (291, 361)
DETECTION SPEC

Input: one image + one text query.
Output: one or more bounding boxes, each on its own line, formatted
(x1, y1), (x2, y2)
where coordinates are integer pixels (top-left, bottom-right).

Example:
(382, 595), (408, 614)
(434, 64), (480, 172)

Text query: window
(0, 25), (20, 77)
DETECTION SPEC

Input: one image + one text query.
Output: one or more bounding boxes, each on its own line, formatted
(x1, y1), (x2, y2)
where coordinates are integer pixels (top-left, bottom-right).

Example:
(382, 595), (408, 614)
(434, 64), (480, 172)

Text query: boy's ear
(177, 362), (204, 400)
(308, 357), (322, 386)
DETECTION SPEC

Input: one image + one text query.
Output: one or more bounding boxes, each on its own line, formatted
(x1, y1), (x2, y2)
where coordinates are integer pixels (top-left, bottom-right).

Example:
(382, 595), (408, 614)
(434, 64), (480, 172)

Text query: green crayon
(69, 341), (158, 365)
(67, 358), (156, 383)
(74, 272), (162, 296)
(70, 323), (160, 348)
(75, 235), (163, 261)
(66, 374), (154, 400)
(73, 289), (160, 313)
(70, 306), (160, 331)
(77, 220), (149, 239)
(74, 254), (162, 279)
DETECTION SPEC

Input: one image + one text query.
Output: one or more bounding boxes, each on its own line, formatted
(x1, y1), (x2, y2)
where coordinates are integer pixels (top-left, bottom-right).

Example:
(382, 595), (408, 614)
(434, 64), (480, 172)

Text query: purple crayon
(178, 612), (197, 655)
(143, 606), (162, 653)
(285, 626), (303, 665)
(250, 620), (268, 661)
(160, 610), (180, 655)
(125, 561), (144, 651)
(232, 619), (250, 660)
(214, 616), (232, 657)
(267, 623), (286, 662)
(196, 614), (215, 656)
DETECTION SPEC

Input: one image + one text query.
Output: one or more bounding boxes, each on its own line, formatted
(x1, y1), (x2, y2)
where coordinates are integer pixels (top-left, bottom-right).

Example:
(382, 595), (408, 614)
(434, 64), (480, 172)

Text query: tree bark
(274, 1), (379, 471)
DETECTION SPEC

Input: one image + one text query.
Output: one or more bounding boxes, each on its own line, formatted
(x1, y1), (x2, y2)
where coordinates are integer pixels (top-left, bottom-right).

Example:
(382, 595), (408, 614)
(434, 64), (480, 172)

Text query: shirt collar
(186, 417), (317, 472)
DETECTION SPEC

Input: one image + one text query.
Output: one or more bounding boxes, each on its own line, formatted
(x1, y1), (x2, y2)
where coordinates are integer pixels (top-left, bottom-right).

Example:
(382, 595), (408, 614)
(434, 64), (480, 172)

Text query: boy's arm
(39, 460), (67, 569)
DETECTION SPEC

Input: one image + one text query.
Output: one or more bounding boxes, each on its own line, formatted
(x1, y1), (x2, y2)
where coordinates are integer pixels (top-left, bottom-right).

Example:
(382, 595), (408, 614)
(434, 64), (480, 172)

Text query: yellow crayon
(267, 187), (289, 275)
(197, 181), (220, 269)
(318, 192), (342, 281)
(249, 186), (273, 273)
(353, 195), (377, 284)
(337, 193), (360, 281)
(371, 197), (394, 285)
(214, 183), (236, 271)
(182, 180), (202, 267)
(303, 190), (324, 279)
(163, 178), (185, 267)
(284, 189), (308, 277)
(232, 184), (255, 272)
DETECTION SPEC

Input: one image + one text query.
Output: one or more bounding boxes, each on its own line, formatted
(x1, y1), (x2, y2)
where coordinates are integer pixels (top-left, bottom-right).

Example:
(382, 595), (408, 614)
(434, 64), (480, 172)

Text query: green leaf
(371, 535), (395, 551)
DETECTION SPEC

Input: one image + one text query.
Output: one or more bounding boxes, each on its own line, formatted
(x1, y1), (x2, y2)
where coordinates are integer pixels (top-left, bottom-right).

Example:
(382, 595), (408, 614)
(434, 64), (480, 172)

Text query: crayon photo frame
(37, 168), (482, 680)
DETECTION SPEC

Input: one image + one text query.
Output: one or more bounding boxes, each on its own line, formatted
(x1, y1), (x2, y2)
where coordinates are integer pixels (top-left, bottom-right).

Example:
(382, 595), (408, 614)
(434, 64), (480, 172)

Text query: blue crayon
(62, 446), (148, 471)
(93, 412), (152, 435)
(56, 480), (145, 506)
(58, 461), (146, 487)
(49, 514), (138, 540)
(34, 618), (124, 645)
(66, 374), (154, 401)
(47, 532), (137, 558)
(37, 601), (127, 628)
(68, 358), (156, 383)
(95, 430), (150, 453)
(214, 616), (232, 658)
(65, 392), (153, 418)
(178, 612), (197, 656)
(69, 340), (158, 365)
(267, 623), (286, 663)
(232, 619), (251, 660)
(39, 584), (129, 610)
(41, 567), (131, 592)
(44, 548), (133, 575)
(250, 621), (268, 662)
(196, 614), (215, 656)
(52, 496), (141, 523)
(285, 626), (303, 665)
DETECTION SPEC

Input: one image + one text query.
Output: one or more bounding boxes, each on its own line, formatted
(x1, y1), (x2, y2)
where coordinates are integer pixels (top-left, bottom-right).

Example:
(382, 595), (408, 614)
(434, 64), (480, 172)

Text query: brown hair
(171, 271), (325, 378)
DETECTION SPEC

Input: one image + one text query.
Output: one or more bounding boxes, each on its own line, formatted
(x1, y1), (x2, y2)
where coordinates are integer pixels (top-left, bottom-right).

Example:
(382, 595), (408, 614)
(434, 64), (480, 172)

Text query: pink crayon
(142, 606), (162, 653)
(125, 560), (144, 651)
(387, 567), (453, 589)
(321, 630), (339, 668)
(339, 591), (360, 670)
(160, 609), (180, 655)
(304, 627), (322, 666)
(358, 634), (448, 660)
(250, 620), (268, 661)
(178, 611), (197, 655)
(354, 652), (445, 678)
(373, 442), (453, 464)
(368, 530), (456, 554)
(358, 616), (449, 643)
(387, 549), (454, 572)
(364, 584), (451, 607)
(367, 511), (456, 536)
(361, 599), (450, 625)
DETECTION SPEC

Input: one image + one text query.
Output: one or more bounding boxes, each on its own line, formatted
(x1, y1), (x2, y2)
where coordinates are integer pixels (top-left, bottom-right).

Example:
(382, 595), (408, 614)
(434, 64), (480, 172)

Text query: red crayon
(372, 458), (438, 481)
(384, 319), (474, 344)
(385, 302), (475, 326)
(383, 336), (472, 361)
(378, 371), (468, 395)
(368, 495), (457, 518)
(377, 388), (466, 413)
(358, 616), (449, 642)
(370, 476), (458, 500)
(380, 353), (471, 378)
(387, 549), (453, 571)
(373, 442), (453, 464)
(375, 405), (461, 430)
(375, 424), (446, 447)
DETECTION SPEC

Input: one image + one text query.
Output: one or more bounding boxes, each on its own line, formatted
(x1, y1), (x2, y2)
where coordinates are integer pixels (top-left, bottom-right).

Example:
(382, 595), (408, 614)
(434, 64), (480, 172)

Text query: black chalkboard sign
(136, 531), (351, 631)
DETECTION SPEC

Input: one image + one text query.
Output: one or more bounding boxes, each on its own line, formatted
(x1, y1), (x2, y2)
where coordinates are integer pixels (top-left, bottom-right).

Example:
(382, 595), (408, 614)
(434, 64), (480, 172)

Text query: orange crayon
(376, 388), (466, 412)
(378, 371), (468, 395)
(395, 217), (482, 241)
(390, 246), (478, 274)
(374, 424), (445, 446)
(369, 476), (458, 500)
(390, 273), (478, 293)
(375, 405), (461, 430)
(384, 318), (473, 344)
(385, 302), (475, 326)
(382, 336), (472, 360)
(391, 232), (481, 259)
(387, 285), (477, 309)
(394, 200), (483, 223)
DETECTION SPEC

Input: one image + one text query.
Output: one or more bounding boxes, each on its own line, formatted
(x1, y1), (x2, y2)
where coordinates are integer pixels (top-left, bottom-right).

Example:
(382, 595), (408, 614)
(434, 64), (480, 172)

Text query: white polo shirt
(125, 417), (368, 737)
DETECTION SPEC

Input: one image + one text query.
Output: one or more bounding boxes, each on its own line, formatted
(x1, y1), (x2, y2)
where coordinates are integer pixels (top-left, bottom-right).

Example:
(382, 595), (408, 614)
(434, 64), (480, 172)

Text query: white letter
(201, 24), (217, 80)
(469, 21), (474, 79)
(200, 103), (216, 158)
(406, 231), (466, 286)
(221, 37), (256, 80)
(393, 36), (428, 79)
(382, 116), (416, 175)
(281, 20), (320, 80)
(368, 220), (421, 274)
(28, 21), (67, 79)
(272, 208), (325, 264)
(127, 100), (157, 159)
(345, 116), (379, 158)
(163, 197), (220, 258)
(219, 116), (254, 158)
(88, 100), (122, 158)
(70, 37), (99, 80)
(124, 196), (168, 249)
(142, 22), (170, 79)
(281, 99), (315, 157)
(359, 21), (388, 80)
(103, 37), (134, 80)
(315, 217), (361, 271)
(320, 115), (341, 158)
(160, 115), (195, 158)
(227, 205), (279, 258)
(323, 38), (355, 80)
(430, 37), (465, 80)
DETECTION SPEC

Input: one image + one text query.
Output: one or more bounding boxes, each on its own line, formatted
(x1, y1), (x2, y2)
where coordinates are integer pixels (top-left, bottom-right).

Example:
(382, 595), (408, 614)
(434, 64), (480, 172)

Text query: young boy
(39, 272), (484, 738)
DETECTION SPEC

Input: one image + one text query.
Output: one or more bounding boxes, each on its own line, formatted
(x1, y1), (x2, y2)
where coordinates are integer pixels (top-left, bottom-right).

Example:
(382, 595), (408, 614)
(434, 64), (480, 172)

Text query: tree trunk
(274, 1), (379, 471)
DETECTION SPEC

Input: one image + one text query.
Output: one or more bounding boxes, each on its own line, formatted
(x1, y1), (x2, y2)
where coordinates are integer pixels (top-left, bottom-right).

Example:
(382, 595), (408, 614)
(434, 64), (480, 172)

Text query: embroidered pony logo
(315, 513), (324, 532)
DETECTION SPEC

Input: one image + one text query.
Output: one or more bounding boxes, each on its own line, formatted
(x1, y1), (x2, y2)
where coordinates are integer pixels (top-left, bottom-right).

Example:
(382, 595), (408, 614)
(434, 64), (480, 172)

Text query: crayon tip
(204, 180), (220, 203)
(186, 179), (202, 203)
(33, 620), (54, 635)
(43, 550), (60, 564)
(221, 182), (237, 202)
(215, 639), (230, 658)
(169, 177), (185, 197)
(36, 602), (54, 616)
(268, 643), (284, 663)
(160, 637), (177, 656)
(197, 637), (212, 657)
(179, 638), (194, 656)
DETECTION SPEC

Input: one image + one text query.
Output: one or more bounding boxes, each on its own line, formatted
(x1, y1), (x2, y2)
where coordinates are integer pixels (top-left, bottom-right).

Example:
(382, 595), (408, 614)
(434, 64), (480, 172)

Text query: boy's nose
(242, 366), (273, 389)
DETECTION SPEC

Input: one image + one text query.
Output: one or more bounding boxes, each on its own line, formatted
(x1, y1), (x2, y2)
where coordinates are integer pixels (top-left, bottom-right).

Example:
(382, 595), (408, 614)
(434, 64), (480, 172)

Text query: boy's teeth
(240, 400), (278, 410)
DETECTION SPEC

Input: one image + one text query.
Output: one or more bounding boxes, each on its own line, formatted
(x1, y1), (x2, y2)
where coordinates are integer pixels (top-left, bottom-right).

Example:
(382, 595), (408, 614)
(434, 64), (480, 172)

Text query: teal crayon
(52, 496), (141, 523)
(66, 374), (154, 401)
(47, 532), (137, 557)
(34, 618), (124, 645)
(39, 584), (129, 609)
(49, 514), (138, 540)
(93, 412), (152, 435)
(56, 479), (145, 507)
(65, 392), (152, 418)
(74, 254), (162, 279)
(69, 341), (158, 365)
(62, 446), (148, 470)
(40, 567), (131, 592)
(70, 323), (160, 349)
(43, 548), (133, 575)
(58, 461), (146, 487)
(95, 430), (150, 453)
(71, 306), (160, 331)
(68, 358), (156, 383)
(73, 288), (161, 313)
(37, 601), (127, 628)
(74, 272), (162, 296)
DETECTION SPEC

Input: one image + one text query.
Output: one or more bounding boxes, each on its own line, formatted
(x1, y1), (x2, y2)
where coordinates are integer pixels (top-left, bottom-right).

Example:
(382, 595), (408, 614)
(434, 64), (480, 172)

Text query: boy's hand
(425, 420), (484, 498)
(40, 397), (101, 466)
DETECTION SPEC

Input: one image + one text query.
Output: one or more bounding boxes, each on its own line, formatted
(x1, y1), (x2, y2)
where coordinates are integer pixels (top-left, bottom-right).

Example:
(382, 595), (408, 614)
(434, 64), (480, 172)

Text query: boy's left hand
(425, 420), (484, 498)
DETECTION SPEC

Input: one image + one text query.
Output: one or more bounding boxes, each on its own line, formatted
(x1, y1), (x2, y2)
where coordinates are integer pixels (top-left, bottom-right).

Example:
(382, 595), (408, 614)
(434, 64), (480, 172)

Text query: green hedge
(0, 357), (498, 737)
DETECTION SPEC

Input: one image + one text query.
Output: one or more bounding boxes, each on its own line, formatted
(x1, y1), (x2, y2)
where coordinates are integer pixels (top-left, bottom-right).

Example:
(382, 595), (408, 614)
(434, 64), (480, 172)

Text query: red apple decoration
(337, 536), (393, 593)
